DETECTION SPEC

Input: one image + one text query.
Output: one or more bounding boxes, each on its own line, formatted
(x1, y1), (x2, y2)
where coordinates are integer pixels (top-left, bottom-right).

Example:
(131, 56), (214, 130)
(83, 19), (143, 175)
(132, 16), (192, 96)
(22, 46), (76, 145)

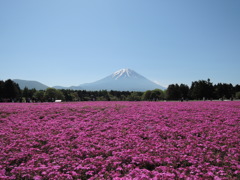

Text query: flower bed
(0, 101), (239, 179)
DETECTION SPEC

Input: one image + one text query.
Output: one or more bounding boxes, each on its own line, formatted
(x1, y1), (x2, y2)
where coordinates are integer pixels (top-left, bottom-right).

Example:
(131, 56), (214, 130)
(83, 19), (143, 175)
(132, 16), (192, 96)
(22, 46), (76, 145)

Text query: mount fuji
(72, 68), (165, 91)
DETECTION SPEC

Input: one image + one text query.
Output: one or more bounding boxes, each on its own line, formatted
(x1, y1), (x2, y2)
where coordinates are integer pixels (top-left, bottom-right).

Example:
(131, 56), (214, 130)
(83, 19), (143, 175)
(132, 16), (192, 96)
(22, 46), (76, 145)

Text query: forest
(0, 79), (240, 102)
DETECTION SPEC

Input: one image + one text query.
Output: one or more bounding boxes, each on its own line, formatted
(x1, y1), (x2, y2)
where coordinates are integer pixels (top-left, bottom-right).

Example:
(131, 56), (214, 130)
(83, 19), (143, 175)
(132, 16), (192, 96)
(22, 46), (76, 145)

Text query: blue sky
(1, 0), (240, 87)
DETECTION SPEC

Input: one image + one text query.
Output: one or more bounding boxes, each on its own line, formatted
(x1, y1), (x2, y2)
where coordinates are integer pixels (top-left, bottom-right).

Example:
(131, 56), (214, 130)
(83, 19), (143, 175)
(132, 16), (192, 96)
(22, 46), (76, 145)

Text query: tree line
(167, 79), (240, 101)
(0, 79), (240, 102)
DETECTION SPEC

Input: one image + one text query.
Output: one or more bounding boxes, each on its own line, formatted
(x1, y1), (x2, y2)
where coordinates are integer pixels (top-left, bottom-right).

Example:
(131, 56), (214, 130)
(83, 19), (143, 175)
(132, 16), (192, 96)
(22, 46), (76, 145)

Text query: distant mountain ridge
(13, 79), (49, 90)
(13, 68), (166, 91)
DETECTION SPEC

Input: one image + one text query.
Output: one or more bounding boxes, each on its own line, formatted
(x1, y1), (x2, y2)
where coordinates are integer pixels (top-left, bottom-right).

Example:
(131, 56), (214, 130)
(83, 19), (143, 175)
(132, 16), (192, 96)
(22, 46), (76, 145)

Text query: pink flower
(33, 175), (42, 180)
(0, 101), (239, 179)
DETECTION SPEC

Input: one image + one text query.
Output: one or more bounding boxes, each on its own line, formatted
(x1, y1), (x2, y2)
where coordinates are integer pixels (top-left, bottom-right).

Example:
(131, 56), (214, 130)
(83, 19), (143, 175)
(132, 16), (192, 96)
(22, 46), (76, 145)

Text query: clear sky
(1, 0), (240, 87)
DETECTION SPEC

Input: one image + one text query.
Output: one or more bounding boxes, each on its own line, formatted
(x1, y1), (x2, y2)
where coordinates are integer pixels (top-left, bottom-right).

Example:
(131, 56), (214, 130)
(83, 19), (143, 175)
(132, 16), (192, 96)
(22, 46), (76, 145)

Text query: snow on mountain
(112, 68), (140, 80)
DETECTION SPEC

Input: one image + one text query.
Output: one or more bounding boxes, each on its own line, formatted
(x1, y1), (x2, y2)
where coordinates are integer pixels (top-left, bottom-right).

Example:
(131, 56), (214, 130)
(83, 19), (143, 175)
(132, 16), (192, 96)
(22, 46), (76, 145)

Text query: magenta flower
(0, 101), (239, 179)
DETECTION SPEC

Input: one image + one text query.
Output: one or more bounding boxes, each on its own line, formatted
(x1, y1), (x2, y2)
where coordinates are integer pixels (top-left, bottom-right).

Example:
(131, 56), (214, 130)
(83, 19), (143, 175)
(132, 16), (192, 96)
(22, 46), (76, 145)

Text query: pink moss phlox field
(0, 101), (239, 179)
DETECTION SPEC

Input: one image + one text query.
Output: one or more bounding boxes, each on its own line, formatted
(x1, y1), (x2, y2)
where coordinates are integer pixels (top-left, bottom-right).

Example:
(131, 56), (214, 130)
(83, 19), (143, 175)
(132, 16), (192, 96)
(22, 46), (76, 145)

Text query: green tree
(179, 84), (189, 100)
(22, 87), (29, 99)
(235, 85), (240, 93)
(142, 90), (152, 100)
(127, 92), (142, 101)
(33, 90), (45, 102)
(151, 89), (164, 101)
(214, 83), (234, 99)
(162, 90), (167, 100)
(3, 79), (21, 101)
(190, 79), (214, 100)
(236, 91), (240, 99)
(166, 84), (180, 100)
(120, 94), (126, 101)
(70, 92), (79, 101)
(44, 88), (65, 102)
(101, 90), (110, 101)
(0, 80), (4, 101)
(55, 90), (65, 101)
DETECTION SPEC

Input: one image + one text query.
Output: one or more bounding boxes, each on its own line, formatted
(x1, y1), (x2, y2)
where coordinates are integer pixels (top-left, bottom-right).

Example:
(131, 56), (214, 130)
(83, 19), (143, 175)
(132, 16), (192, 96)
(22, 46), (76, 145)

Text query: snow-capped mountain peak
(58, 68), (166, 91)
(112, 68), (141, 80)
